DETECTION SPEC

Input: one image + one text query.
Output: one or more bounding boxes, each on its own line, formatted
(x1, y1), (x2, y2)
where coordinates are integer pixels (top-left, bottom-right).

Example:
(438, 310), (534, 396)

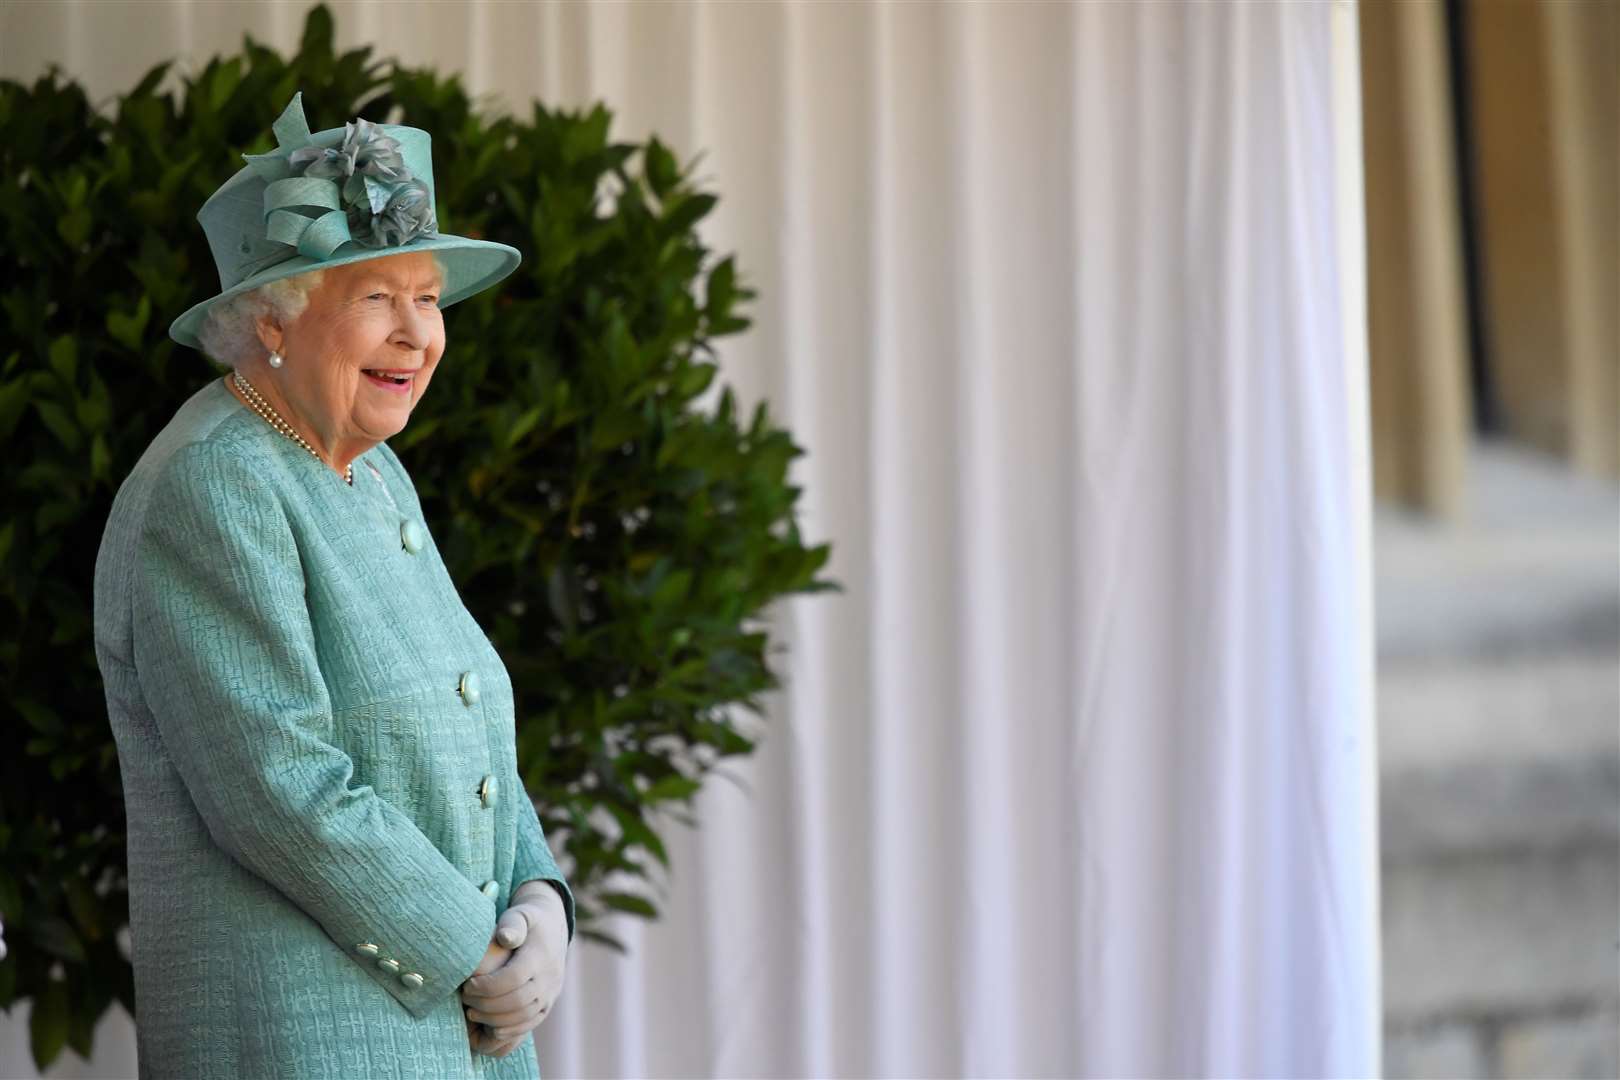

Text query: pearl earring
(267, 350), (284, 369)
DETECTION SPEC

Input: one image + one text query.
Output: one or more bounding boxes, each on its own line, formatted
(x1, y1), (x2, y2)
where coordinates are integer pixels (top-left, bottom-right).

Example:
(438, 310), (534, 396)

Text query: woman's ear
(253, 313), (284, 358)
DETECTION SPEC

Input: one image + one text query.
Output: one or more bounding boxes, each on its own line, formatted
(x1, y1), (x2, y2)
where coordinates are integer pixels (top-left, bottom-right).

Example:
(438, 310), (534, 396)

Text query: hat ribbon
(262, 176), (353, 261)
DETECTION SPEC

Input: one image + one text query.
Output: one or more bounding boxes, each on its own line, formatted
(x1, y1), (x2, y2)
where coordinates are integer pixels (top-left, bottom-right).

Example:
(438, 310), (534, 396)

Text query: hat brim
(168, 232), (522, 352)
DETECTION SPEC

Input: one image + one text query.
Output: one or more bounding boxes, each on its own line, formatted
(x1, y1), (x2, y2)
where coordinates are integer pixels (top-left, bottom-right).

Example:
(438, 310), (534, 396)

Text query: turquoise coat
(92, 377), (576, 1079)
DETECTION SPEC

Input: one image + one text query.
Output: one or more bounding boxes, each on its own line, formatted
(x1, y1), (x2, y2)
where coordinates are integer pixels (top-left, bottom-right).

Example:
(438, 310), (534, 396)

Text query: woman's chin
(356, 402), (413, 440)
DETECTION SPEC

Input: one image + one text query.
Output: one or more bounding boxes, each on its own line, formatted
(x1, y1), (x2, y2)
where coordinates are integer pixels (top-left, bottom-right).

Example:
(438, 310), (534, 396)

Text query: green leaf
(300, 3), (335, 57)
(393, 415), (441, 450)
(643, 774), (701, 801)
(612, 809), (670, 869)
(30, 979), (69, 1070)
(575, 926), (629, 954)
(545, 561), (579, 633)
(57, 208), (91, 249)
(0, 380), (24, 441)
(661, 192), (717, 236)
(17, 699), (62, 735)
(60, 171), (88, 209)
(206, 58), (241, 112)
(675, 363), (716, 398)
(598, 891), (658, 918)
(0, 871), (22, 918)
(106, 294), (150, 351)
(650, 568), (692, 609)
(76, 373), (112, 432)
(63, 877), (102, 942)
(66, 998), (95, 1058)
(48, 336), (77, 384)
(128, 59), (174, 100)
(33, 401), (81, 452)
(644, 137), (678, 199)
(588, 407), (640, 451)
(706, 256), (736, 315)
(90, 433), (111, 481)
(503, 405), (542, 450)
(29, 917), (87, 964)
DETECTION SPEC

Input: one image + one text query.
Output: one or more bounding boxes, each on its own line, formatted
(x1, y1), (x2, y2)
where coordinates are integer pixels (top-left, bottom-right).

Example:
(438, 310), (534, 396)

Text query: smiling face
(253, 249), (446, 455)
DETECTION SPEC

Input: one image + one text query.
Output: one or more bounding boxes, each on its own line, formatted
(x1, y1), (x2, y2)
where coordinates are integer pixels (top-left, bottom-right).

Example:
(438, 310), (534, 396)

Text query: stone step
(1382, 845), (1619, 1022)
(1375, 439), (1619, 664)
(1375, 442), (1620, 1078)
(1379, 650), (1618, 861)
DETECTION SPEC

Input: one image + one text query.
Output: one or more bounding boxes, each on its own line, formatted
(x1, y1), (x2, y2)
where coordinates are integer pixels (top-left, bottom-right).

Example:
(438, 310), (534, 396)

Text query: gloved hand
(463, 936), (514, 1049)
(460, 880), (570, 1058)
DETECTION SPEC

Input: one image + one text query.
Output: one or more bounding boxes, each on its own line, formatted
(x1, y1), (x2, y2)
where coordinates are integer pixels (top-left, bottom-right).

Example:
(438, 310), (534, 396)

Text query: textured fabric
(92, 376), (576, 1080)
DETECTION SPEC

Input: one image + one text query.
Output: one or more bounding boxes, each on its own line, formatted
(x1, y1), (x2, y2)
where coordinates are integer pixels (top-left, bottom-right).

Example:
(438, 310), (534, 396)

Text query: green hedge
(0, 4), (836, 1067)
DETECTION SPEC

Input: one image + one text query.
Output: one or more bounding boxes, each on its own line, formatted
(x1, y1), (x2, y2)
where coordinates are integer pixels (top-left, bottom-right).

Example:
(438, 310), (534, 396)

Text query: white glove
(460, 881), (569, 1058)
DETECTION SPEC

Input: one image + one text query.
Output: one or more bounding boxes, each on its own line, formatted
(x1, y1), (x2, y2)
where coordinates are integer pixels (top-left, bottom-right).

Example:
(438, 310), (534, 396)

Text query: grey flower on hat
(289, 117), (413, 220)
(347, 178), (439, 249)
(289, 117), (409, 186)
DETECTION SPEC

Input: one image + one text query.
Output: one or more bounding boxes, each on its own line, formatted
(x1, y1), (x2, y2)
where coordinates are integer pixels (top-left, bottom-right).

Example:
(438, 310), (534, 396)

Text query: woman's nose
(390, 297), (433, 350)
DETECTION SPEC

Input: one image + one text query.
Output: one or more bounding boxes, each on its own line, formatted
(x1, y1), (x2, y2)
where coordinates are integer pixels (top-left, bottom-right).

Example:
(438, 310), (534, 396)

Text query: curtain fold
(2, 2), (1377, 1077)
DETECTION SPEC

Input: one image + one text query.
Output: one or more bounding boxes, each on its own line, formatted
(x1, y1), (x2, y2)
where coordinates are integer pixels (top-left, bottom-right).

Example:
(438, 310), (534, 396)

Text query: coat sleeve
(130, 439), (497, 1019)
(511, 787), (576, 945)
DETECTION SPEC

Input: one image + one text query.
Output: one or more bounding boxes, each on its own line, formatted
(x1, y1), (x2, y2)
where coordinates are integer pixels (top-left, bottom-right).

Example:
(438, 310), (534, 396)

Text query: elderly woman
(92, 92), (574, 1079)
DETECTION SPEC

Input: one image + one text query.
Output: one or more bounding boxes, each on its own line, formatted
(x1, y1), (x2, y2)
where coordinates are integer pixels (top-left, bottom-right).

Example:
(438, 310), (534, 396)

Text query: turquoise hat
(168, 90), (521, 351)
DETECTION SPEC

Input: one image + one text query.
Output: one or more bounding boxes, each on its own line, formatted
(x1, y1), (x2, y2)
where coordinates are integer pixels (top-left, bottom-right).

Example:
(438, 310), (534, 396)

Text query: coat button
(378, 957), (401, 974)
(355, 942), (379, 957)
(481, 879), (500, 900)
(479, 774), (498, 809)
(458, 670), (481, 706)
(400, 518), (425, 554)
(400, 972), (424, 989)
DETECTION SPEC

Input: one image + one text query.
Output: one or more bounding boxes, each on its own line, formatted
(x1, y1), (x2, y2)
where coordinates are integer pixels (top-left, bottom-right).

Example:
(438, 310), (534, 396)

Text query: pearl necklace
(232, 371), (353, 485)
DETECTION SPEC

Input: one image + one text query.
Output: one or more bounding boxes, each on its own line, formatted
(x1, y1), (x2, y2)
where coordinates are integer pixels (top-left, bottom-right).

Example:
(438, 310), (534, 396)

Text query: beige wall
(1359, 0), (1619, 515)
(1360, 0), (1471, 516)
(1545, 0), (1619, 479)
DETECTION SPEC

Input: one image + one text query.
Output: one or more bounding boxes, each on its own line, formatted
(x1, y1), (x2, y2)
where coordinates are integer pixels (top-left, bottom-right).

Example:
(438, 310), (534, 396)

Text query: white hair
(196, 270), (328, 371)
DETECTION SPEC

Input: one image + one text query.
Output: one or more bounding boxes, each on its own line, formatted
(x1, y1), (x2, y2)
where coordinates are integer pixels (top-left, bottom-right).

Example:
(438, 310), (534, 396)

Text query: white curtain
(3, 2), (1379, 1077)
